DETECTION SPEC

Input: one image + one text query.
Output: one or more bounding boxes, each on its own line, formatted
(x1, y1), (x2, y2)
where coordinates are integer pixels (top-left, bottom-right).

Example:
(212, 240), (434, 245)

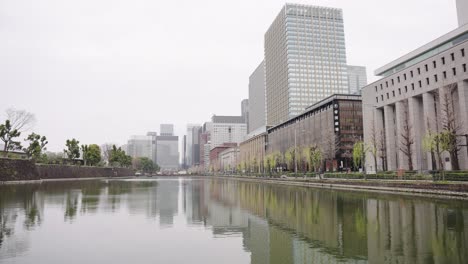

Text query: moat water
(0, 177), (467, 263)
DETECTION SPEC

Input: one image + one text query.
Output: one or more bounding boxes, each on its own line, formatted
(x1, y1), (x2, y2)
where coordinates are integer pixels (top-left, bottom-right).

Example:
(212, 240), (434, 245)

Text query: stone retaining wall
(0, 158), (133, 181)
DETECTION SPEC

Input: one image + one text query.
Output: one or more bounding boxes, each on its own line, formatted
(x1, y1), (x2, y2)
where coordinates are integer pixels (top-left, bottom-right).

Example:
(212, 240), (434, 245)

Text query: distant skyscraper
(127, 134), (157, 164)
(182, 135), (187, 168)
(265, 3), (348, 126)
(160, 124), (174, 136)
(347, 65), (367, 94)
(241, 99), (249, 132)
(457, 0), (468, 26)
(248, 61), (266, 133)
(210, 115), (247, 148)
(185, 124), (201, 167)
(157, 135), (179, 171)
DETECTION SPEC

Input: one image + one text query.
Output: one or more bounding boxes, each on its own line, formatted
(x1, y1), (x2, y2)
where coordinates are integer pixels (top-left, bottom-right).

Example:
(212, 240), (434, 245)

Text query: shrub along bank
(0, 158), (133, 182)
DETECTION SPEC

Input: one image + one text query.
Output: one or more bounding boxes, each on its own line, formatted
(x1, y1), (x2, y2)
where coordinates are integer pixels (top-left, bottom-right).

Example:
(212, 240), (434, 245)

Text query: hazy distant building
(347, 65), (368, 94)
(146, 132), (158, 165)
(241, 99), (249, 132)
(199, 122), (213, 170)
(156, 135), (179, 171)
(182, 135), (187, 168)
(160, 124), (174, 136)
(127, 134), (157, 163)
(185, 124), (202, 167)
(210, 115), (247, 149)
(265, 3), (348, 126)
(249, 61), (266, 133)
(457, 0), (468, 26)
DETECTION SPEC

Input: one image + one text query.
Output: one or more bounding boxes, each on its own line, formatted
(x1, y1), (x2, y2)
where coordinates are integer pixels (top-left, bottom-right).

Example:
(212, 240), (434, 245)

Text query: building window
(425, 64), (428, 71)
(451, 53), (455, 61)
(376, 97), (379, 103)
(397, 76), (400, 83)
(392, 91), (395, 97)
(375, 86), (378, 92)
(380, 83), (383, 90)
(404, 73), (407, 80)
(462, 48), (465, 57)
(418, 80), (422, 88)
(442, 57), (446, 65)
(433, 61), (437, 68)
(405, 86), (408, 93)
(411, 83), (415, 90)
(417, 68), (421, 75)
(443, 71), (447, 79)
(398, 88), (401, 95)
(391, 79), (394, 85)
(434, 74), (438, 82)
(453, 67), (457, 76)
(381, 95), (384, 101)
(387, 93), (389, 99)
(463, 63), (466, 72)
(426, 77), (430, 85)
(386, 81), (388, 87)
(410, 70), (414, 77)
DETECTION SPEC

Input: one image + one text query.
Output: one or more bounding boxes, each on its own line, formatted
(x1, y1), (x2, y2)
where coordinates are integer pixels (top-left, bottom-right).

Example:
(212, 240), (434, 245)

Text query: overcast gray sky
(0, 0), (458, 151)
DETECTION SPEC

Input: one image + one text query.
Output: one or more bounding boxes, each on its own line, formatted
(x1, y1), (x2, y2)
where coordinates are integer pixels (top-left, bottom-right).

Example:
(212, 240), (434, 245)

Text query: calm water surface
(0, 177), (467, 264)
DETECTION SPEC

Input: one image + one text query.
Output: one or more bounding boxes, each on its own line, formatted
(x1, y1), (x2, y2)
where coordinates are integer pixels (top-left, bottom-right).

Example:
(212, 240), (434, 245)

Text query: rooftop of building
(375, 23), (468, 76)
(268, 94), (362, 132)
(211, 115), (245, 124)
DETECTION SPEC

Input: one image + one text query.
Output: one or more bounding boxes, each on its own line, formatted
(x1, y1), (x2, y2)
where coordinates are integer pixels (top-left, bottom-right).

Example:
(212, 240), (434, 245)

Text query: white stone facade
(363, 29), (468, 171)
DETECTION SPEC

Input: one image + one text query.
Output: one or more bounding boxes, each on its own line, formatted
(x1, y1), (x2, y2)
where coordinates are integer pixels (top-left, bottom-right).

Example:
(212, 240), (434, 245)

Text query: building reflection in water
(0, 178), (467, 264)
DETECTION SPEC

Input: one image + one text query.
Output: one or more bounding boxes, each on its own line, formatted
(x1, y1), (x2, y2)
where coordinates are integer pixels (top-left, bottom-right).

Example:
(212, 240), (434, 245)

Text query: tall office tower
(191, 126), (202, 166)
(182, 135), (187, 168)
(127, 134), (157, 163)
(210, 115), (247, 148)
(347, 65), (368, 94)
(199, 122), (213, 170)
(265, 3), (348, 126)
(248, 61), (266, 133)
(146, 132), (158, 165)
(157, 134), (179, 171)
(185, 124), (199, 167)
(241, 99), (249, 132)
(457, 0), (468, 26)
(160, 124), (174, 136)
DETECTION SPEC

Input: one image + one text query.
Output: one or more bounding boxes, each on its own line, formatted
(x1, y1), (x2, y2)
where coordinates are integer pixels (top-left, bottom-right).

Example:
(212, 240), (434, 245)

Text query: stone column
(395, 101), (407, 169)
(384, 105), (397, 171)
(408, 97), (425, 170)
(458, 81), (468, 170)
(422, 93), (437, 170)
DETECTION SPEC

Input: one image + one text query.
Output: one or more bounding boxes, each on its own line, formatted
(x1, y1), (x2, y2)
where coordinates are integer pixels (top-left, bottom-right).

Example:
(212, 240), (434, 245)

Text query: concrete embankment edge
(207, 176), (468, 200)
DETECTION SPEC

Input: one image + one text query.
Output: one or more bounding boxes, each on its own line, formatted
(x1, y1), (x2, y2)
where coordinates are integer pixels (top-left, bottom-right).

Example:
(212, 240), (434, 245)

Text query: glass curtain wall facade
(265, 4), (348, 126)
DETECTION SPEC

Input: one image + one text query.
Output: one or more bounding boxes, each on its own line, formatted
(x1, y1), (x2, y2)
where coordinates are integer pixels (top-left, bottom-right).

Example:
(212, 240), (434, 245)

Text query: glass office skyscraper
(265, 4), (348, 126)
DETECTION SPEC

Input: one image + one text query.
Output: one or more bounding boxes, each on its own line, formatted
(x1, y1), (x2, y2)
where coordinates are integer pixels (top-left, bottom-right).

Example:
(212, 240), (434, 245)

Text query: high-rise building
(156, 135), (179, 171)
(160, 124), (174, 136)
(457, 0), (468, 26)
(127, 134), (157, 163)
(199, 122), (213, 170)
(265, 4), (348, 126)
(347, 65), (368, 94)
(182, 135), (187, 168)
(248, 61), (266, 133)
(241, 99), (249, 132)
(210, 115), (247, 148)
(185, 124), (201, 167)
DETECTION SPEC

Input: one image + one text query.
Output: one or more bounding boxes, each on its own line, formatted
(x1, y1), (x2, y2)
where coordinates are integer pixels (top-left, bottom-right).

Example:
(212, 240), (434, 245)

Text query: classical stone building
(362, 24), (468, 171)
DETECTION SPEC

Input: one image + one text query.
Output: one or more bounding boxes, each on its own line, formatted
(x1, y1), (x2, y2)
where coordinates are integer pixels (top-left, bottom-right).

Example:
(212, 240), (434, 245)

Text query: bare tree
(101, 143), (114, 165)
(440, 84), (463, 170)
(368, 119), (378, 172)
(399, 101), (414, 170)
(378, 129), (387, 171)
(322, 126), (339, 171)
(6, 108), (36, 133)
